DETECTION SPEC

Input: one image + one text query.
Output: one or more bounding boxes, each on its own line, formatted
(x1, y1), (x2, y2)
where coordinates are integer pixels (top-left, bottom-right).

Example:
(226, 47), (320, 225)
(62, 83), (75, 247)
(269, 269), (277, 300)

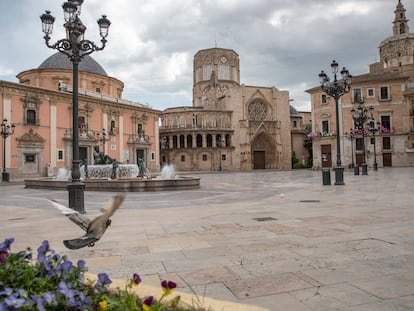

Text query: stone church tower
(159, 47), (292, 171)
(380, 0), (414, 68)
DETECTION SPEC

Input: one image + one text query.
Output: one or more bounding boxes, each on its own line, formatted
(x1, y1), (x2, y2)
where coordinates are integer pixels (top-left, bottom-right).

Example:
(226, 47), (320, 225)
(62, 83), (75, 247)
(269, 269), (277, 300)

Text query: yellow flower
(162, 287), (174, 296)
(98, 301), (108, 311)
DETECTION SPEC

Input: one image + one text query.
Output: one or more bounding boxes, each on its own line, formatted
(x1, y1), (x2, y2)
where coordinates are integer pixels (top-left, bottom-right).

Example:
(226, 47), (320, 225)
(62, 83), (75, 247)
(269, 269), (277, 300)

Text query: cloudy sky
(0, 0), (412, 112)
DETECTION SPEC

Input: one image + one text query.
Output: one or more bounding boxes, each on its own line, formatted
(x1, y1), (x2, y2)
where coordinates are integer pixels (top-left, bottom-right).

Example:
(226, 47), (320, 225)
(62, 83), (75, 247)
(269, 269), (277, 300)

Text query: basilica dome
(38, 52), (108, 76)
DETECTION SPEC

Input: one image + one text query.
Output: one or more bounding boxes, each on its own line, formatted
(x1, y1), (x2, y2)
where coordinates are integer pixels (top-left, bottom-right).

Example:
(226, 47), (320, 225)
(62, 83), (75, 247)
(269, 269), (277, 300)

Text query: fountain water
(25, 163), (199, 192)
(157, 164), (178, 179)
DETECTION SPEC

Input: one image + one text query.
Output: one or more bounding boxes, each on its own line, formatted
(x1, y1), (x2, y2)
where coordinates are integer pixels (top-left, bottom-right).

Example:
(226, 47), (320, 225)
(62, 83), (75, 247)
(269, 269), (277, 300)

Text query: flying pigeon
(49, 194), (125, 250)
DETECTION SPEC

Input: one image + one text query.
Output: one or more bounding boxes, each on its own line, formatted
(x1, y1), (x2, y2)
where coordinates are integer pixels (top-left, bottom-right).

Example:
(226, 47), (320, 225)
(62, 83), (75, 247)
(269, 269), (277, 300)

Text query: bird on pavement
(48, 194), (125, 250)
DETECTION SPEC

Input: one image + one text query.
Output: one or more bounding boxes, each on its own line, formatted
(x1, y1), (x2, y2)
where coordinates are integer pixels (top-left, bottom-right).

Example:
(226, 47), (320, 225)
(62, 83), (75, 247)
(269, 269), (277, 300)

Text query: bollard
(354, 165), (360, 176)
(322, 168), (331, 185)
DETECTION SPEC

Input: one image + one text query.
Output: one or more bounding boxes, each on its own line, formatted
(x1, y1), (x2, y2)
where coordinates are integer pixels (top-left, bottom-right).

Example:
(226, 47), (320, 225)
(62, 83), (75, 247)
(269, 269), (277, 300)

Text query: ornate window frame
(21, 94), (41, 126)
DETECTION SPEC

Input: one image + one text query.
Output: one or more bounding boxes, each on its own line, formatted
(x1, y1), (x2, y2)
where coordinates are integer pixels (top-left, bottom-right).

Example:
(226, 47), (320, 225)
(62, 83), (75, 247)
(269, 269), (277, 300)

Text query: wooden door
(383, 153), (392, 166)
(321, 144), (332, 167)
(254, 151), (265, 169)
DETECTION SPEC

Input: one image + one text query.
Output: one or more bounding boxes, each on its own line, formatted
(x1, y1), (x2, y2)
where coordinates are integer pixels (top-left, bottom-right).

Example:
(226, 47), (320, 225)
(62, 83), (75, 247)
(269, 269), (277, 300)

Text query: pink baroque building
(0, 52), (161, 179)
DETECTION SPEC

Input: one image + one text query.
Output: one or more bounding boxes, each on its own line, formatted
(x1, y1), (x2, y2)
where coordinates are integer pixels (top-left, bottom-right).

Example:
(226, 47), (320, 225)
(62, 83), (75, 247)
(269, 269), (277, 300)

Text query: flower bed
(0, 238), (208, 310)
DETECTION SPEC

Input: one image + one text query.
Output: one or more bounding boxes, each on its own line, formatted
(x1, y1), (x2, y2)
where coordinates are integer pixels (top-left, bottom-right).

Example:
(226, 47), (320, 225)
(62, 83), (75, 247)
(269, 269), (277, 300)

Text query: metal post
(373, 130), (378, 171)
(67, 57), (85, 213)
(334, 95), (344, 184)
(318, 61), (352, 186)
(2, 135), (7, 182)
(1, 119), (14, 182)
(41, 5), (110, 213)
(361, 126), (368, 175)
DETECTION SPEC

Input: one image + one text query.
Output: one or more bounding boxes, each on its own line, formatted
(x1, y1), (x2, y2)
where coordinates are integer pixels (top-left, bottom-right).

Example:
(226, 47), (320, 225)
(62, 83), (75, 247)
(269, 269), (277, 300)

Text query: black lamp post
(319, 60), (352, 185)
(41, 1), (110, 213)
(368, 107), (379, 171)
(1, 119), (15, 182)
(351, 101), (371, 175)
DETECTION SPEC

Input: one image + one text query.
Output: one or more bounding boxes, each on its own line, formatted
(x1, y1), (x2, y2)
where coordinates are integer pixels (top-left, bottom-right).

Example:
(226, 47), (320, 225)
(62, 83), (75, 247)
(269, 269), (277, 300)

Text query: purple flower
(0, 238), (14, 251)
(0, 288), (13, 297)
(42, 292), (57, 306)
(94, 273), (112, 293)
(37, 240), (50, 263)
(77, 259), (86, 270)
(133, 273), (141, 285)
(4, 295), (26, 309)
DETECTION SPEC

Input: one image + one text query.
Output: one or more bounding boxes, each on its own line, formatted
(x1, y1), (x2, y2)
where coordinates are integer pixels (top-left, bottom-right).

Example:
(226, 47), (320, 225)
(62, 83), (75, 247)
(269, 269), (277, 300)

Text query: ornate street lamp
(368, 107), (379, 171)
(351, 101), (371, 175)
(319, 60), (352, 185)
(41, 1), (110, 213)
(1, 119), (15, 182)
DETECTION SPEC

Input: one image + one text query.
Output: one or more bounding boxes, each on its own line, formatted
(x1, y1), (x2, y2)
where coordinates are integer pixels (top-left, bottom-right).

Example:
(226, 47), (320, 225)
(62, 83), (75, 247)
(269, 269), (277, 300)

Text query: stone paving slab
(1, 167), (414, 310)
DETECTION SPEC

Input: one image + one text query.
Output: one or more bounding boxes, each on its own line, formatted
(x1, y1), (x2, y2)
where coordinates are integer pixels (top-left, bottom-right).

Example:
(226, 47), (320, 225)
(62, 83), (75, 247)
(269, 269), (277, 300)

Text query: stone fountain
(24, 154), (199, 192)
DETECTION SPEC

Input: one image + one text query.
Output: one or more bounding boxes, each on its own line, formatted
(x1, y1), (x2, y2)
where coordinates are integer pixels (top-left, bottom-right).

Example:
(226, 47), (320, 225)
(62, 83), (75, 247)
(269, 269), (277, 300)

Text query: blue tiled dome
(38, 52), (107, 76)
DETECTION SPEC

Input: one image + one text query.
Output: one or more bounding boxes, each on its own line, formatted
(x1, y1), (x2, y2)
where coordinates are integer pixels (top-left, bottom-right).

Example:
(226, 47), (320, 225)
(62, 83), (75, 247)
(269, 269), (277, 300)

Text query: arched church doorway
(251, 132), (276, 169)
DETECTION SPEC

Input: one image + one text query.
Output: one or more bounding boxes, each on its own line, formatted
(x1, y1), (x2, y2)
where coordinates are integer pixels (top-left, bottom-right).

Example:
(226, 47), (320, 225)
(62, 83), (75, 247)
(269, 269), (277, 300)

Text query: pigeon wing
(99, 194), (125, 218)
(49, 199), (91, 231)
(85, 194), (125, 241)
(63, 236), (98, 250)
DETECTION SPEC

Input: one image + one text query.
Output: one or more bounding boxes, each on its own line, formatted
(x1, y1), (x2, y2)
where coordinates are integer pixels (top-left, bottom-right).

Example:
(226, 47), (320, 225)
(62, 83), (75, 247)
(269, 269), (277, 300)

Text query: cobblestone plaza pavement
(1, 167), (414, 310)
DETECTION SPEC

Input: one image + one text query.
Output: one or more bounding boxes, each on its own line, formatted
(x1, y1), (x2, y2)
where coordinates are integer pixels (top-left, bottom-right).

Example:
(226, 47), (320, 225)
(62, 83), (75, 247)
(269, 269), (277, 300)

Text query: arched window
(400, 23), (405, 34)
(78, 116), (86, 131)
(225, 134), (231, 147)
(203, 64), (213, 81)
(218, 64), (230, 80)
(179, 135), (185, 148)
(173, 135), (178, 148)
(137, 123), (143, 135)
(216, 134), (222, 147)
(196, 134), (203, 147)
(206, 134), (213, 147)
(187, 135), (193, 148)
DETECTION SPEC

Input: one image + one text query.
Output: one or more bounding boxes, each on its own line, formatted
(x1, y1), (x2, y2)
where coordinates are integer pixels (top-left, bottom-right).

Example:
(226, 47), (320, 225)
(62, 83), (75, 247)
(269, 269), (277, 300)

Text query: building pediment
(16, 129), (45, 146)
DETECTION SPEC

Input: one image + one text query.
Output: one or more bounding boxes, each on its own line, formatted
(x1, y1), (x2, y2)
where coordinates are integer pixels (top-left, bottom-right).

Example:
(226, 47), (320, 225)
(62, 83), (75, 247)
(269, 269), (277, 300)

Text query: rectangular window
(381, 116), (391, 130)
(202, 154), (208, 161)
(26, 109), (36, 124)
(322, 120), (329, 133)
(355, 138), (363, 150)
(151, 152), (155, 160)
(383, 137), (391, 149)
(181, 155), (185, 162)
(25, 154), (36, 163)
(222, 154), (226, 161)
(380, 86), (389, 100)
(353, 88), (362, 102)
(293, 120), (297, 128)
(321, 94), (327, 104)
(367, 88), (375, 98)
(57, 149), (64, 161)
(370, 137), (375, 145)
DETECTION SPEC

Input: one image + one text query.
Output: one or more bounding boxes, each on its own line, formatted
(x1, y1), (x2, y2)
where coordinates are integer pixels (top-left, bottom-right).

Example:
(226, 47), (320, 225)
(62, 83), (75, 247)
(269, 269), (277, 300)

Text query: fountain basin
(24, 176), (200, 192)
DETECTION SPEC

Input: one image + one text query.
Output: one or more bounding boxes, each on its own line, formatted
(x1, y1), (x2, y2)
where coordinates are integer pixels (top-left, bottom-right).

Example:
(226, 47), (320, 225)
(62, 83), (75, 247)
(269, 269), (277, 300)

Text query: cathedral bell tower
(393, 0), (410, 36)
(379, 0), (414, 68)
